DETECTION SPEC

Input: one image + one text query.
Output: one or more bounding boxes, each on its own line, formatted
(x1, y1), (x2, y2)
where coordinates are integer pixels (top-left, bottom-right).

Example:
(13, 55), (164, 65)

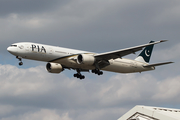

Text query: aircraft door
(25, 44), (30, 51)
(49, 47), (53, 54)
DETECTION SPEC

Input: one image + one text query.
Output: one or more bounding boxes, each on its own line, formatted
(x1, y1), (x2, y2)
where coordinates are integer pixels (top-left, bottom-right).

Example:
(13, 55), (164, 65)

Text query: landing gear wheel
(92, 69), (95, 73)
(92, 69), (103, 76)
(98, 72), (103, 75)
(80, 75), (85, 79)
(19, 62), (23, 66)
(16, 56), (23, 66)
(73, 73), (85, 80)
(74, 73), (78, 77)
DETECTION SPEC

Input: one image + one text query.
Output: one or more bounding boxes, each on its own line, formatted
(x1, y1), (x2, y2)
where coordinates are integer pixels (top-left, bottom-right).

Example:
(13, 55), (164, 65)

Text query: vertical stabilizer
(135, 41), (154, 63)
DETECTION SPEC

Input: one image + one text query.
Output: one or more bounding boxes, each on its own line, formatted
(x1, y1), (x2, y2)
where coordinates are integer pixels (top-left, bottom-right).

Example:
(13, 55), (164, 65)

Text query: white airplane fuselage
(7, 42), (154, 74)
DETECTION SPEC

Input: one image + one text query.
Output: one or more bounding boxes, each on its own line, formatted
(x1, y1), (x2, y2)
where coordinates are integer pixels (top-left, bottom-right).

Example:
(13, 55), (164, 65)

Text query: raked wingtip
(160, 40), (168, 42)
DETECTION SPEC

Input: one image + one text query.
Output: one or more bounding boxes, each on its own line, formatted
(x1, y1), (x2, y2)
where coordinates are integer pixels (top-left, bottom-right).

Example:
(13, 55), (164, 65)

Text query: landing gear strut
(92, 69), (103, 75)
(16, 56), (23, 66)
(74, 69), (85, 80)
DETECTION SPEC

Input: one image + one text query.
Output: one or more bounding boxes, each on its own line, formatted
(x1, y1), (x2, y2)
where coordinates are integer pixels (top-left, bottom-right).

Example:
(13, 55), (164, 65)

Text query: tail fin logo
(135, 41), (155, 63)
(145, 50), (150, 57)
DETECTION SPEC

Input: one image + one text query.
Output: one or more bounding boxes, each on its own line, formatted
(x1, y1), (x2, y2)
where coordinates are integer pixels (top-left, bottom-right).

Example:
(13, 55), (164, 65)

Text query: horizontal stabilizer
(143, 62), (173, 67)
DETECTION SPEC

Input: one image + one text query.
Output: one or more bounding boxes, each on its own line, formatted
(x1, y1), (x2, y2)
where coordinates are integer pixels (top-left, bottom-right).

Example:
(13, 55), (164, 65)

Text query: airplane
(7, 40), (173, 79)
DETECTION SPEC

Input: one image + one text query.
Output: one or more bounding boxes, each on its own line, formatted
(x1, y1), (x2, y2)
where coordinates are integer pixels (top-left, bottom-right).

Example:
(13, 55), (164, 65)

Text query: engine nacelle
(77, 54), (95, 65)
(46, 63), (64, 73)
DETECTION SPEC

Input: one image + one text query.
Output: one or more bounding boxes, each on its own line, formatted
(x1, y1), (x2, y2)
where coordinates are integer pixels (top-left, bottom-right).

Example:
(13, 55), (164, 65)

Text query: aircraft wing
(94, 40), (167, 60)
(143, 62), (173, 67)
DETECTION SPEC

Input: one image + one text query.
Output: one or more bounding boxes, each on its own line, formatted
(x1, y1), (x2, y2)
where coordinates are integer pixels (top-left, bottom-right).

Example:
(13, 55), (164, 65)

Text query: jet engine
(77, 54), (95, 65)
(46, 63), (64, 73)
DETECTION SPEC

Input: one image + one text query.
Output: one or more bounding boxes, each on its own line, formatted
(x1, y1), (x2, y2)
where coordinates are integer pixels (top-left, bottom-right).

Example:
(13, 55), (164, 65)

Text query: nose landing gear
(19, 61), (23, 66)
(16, 56), (23, 66)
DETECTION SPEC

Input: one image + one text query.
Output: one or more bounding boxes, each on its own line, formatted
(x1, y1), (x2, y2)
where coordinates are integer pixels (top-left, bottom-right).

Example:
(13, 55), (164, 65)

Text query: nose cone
(7, 46), (17, 55)
(7, 47), (11, 52)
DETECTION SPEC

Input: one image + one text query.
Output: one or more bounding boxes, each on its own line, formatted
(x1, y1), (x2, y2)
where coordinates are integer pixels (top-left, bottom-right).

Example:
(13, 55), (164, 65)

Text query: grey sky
(0, 0), (180, 120)
(0, 0), (69, 16)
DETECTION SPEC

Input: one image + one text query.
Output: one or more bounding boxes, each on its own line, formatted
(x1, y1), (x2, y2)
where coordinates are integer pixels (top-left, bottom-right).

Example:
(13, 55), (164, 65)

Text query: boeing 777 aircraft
(7, 40), (173, 79)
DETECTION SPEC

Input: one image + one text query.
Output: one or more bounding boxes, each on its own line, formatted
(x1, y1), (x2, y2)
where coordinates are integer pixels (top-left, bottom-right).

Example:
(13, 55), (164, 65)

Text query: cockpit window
(11, 45), (17, 47)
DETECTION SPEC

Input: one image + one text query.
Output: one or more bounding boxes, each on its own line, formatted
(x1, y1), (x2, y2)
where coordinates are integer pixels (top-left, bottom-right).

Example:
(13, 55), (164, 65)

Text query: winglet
(160, 40), (168, 42)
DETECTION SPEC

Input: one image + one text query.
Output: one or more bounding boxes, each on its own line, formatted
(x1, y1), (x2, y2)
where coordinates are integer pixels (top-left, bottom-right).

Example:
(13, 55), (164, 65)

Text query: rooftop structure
(118, 105), (180, 120)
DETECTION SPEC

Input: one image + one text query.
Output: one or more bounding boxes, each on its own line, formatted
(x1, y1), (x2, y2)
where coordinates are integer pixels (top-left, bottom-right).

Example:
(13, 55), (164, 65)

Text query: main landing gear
(74, 69), (85, 80)
(74, 69), (103, 80)
(92, 69), (103, 75)
(74, 73), (85, 79)
(16, 56), (23, 66)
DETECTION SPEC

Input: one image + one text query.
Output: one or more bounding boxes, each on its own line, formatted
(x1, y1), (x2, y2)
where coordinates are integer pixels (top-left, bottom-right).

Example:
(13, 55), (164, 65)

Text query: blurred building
(118, 105), (180, 120)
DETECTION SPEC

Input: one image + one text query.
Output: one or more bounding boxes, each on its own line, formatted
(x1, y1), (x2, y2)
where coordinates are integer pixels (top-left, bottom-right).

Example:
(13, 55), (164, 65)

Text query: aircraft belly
(102, 62), (133, 73)
(102, 60), (145, 73)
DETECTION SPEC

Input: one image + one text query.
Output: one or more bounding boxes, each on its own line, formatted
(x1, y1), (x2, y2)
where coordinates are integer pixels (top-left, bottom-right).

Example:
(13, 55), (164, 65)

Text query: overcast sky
(0, 0), (180, 120)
